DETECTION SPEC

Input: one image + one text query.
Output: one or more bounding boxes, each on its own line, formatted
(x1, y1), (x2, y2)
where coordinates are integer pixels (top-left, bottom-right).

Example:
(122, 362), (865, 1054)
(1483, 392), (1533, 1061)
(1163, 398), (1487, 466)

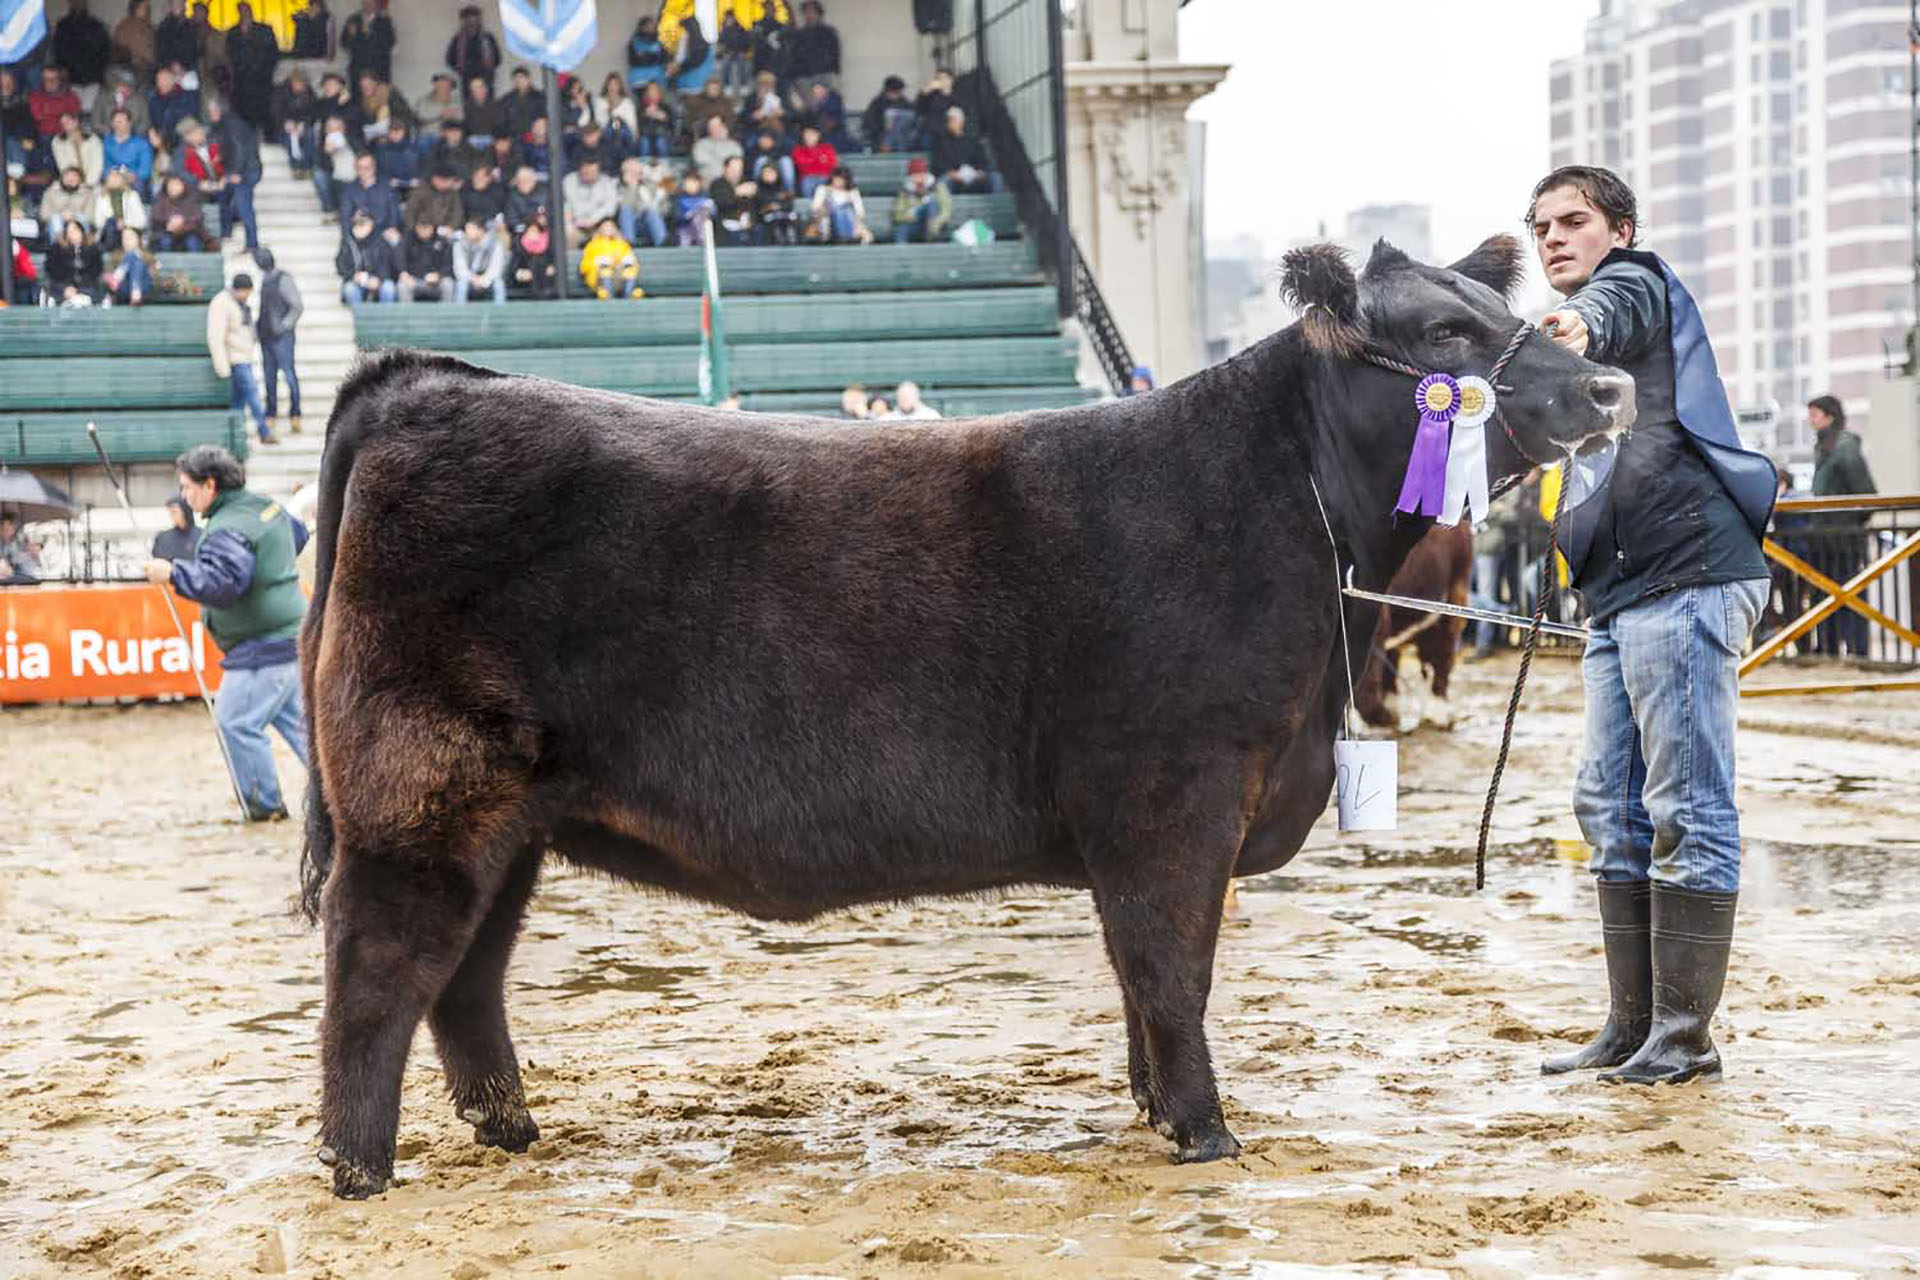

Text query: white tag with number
(1335, 739), (1398, 831)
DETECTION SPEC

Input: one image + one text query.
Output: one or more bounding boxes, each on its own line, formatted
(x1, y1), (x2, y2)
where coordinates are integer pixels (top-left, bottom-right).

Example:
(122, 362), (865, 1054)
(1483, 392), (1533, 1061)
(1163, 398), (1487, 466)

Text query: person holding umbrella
(0, 511), (46, 584)
(0, 471), (80, 585)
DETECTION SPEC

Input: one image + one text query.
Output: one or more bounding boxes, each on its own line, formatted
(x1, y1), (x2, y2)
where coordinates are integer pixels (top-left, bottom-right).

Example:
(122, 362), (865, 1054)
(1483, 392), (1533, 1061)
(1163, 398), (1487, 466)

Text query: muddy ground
(2, 654), (1918, 1278)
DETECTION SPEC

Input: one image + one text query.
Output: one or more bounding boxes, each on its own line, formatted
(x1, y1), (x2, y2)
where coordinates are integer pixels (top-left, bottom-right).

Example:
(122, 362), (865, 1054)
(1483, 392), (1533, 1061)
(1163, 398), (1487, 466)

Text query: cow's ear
(1447, 233), (1525, 301)
(1279, 243), (1361, 357)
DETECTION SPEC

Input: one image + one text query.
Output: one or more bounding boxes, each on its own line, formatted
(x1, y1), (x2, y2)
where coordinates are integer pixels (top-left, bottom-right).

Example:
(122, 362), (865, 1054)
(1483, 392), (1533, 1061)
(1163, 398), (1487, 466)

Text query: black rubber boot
(1599, 885), (1737, 1087)
(1541, 880), (1651, 1075)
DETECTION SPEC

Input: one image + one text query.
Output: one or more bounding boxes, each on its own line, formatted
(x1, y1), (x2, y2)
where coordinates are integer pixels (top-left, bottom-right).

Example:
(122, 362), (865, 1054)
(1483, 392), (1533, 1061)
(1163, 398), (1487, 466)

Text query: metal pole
(87, 424), (255, 823)
(1, 98), (15, 307)
(543, 64), (568, 299)
(1047, 0), (1073, 319)
(1910, 0), (1918, 347)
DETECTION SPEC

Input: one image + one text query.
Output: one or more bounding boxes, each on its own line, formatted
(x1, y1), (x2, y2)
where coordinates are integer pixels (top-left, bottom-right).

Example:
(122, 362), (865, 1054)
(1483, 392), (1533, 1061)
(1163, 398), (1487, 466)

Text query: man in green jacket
(144, 444), (308, 821)
(1806, 394), (1878, 656)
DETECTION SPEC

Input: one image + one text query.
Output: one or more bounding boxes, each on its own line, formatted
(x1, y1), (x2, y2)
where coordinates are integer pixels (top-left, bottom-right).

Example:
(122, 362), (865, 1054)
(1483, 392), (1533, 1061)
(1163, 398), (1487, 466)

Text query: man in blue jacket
(1529, 166), (1776, 1087)
(144, 445), (309, 822)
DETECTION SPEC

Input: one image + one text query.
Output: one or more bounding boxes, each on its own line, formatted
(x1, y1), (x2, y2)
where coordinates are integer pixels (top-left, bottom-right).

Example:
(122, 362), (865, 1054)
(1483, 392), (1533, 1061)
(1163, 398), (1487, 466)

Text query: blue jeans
(617, 205), (668, 247)
(892, 198), (938, 243)
(261, 331), (299, 418)
(218, 180), (259, 249)
(342, 279), (397, 303)
(111, 252), (154, 303)
(1573, 579), (1769, 893)
(827, 203), (859, 242)
(229, 362), (269, 438)
(216, 661), (307, 814)
(452, 274), (507, 303)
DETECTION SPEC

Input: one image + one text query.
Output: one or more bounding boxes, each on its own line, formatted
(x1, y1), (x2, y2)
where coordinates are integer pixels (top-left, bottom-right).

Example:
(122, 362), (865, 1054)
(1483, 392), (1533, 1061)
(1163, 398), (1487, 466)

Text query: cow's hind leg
(1122, 992), (1168, 1134)
(430, 844), (543, 1153)
(1091, 858), (1240, 1163)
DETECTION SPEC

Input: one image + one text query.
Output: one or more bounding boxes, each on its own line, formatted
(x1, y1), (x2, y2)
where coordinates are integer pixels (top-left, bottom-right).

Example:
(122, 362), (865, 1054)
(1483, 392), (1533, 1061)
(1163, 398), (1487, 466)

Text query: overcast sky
(1179, 1), (1598, 280)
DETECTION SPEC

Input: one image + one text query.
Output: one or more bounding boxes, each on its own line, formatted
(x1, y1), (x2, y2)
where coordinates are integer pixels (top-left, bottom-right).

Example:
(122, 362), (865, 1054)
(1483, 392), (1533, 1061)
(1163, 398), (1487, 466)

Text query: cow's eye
(1426, 323), (1462, 345)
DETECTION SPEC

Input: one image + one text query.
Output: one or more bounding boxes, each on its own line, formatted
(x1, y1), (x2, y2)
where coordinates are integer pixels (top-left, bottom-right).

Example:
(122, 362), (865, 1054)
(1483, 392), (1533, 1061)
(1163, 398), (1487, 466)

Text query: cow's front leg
(430, 845), (543, 1154)
(1091, 860), (1240, 1164)
(319, 848), (496, 1198)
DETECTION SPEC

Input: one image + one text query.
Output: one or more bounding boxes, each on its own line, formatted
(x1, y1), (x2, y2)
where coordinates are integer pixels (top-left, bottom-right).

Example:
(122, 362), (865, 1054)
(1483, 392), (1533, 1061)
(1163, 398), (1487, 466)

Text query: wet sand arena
(3, 655), (1919, 1277)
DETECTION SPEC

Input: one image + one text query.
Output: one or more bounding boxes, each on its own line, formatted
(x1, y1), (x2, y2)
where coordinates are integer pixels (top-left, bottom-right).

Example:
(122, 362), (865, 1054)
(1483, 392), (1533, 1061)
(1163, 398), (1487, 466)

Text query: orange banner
(1, 584), (227, 704)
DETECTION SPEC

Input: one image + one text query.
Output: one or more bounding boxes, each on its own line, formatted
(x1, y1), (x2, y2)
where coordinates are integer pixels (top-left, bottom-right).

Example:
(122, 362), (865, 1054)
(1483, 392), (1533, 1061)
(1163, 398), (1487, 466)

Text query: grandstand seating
(23, 251), (225, 304)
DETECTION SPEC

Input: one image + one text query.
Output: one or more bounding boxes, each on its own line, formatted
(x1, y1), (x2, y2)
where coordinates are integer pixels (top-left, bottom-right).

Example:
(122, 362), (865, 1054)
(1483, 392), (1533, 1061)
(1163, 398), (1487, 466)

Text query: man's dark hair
(1807, 394), (1845, 427)
(1524, 165), (1639, 247)
(176, 445), (245, 492)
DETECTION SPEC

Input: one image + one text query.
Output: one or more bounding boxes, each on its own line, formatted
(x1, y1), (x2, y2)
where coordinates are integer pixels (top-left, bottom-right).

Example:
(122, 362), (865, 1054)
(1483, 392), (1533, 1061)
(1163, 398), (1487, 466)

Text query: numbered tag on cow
(1335, 739), (1398, 832)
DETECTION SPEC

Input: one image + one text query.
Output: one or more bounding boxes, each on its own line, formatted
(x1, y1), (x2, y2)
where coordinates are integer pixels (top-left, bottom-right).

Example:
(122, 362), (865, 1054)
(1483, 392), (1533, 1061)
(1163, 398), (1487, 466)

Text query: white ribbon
(1438, 376), (1495, 528)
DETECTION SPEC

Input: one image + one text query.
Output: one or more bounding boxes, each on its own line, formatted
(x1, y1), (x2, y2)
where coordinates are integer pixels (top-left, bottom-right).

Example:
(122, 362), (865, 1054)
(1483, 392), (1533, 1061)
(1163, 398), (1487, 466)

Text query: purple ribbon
(1396, 372), (1459, 517)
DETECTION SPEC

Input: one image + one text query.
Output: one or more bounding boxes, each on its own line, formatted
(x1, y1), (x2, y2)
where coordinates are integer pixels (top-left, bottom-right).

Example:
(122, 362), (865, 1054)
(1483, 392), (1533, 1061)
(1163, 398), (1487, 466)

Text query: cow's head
(1280, 236), (1634, 477)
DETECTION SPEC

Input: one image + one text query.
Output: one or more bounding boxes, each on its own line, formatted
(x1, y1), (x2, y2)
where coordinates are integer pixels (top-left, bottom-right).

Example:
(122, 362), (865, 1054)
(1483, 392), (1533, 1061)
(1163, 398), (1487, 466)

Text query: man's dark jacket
(1560, 247), (1777, 622)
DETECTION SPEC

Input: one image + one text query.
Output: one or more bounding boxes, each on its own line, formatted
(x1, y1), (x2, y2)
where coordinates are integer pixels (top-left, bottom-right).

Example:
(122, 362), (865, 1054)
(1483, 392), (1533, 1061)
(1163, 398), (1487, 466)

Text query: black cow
(300, 235), (1634, 1198)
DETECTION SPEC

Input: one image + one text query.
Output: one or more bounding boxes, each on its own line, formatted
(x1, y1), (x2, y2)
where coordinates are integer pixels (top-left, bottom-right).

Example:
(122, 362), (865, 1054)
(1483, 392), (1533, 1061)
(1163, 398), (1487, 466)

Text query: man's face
(513, 72), (531, 92)
(60, 170), (79, 190)
(579, 161), (599, 183)
(0, 518), (16, 542)
(42, 69), (60, 92)
(178, 473), (217, 514)
(112, 111), (130, 136)
(1808, 405), (1834, 432)
(356, 155), (375, 183)
(514, 167), (535, 191)
(1530, 183), (1631, 294)
(157, 68), (175, 92)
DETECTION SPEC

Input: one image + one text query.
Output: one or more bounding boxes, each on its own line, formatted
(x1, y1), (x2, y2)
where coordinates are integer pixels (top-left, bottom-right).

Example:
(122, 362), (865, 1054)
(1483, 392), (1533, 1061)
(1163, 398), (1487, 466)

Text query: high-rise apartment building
(1549, 0), (1909, 454)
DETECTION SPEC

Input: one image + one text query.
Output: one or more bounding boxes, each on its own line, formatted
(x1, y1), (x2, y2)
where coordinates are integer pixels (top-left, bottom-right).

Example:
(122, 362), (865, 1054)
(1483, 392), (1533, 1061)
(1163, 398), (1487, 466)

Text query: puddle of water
(1638, 1253), (1715, 1270)
(67, 1032), (138, 1047)
(229, 1000), (320, 1035)
(531, 963), (706, 1000)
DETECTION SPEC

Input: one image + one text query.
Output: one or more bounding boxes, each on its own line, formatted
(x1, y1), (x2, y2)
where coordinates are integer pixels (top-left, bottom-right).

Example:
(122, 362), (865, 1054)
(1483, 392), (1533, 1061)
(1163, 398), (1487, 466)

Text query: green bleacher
(23, 251), (224, 303)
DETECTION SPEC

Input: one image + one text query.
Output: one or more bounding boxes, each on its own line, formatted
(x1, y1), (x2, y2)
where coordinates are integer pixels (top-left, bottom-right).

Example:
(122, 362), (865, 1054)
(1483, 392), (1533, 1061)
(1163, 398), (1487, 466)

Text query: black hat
(884, 75), (905, 92)
(231, 272), (254, 290)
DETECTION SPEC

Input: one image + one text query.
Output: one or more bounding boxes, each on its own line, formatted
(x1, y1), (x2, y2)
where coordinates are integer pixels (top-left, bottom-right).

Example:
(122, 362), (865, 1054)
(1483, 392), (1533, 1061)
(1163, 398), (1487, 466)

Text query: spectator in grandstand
(521, 114), (553, 177)
(711, 154), (756, 245)
(748, 124), (795, 193)
(104, 224), (155, 305)
(145, 64), (197, 152)
(315, 71), (355, 132)
(192, 4), (228, 91)
(787, 1), (841, 96)
(40, 166), (98, 239)
(798, 80), (845, 131)
(932, 106), (994, 195)
(397, 218), (452, 303)
(374, 117), (420, 192)
(739, 68), (782, 129)
(207, 271), (271, 443)
(809, 164), (870, 244)
(1, 68), (33, 163)
(45, 220), (106, 304)
(429, 118), (480, 181)
(340, 0), (396, 90)
(627, 15), (669, 92)
(93, 68), (149, 139)
(683, 78), (735, 148)
(505, 163), (547, 231)
(790, 120), (835, 198)
(895, 380), (940, 419)
(569, 120), (612, 171)
(102, 107), (154, 195)
(692, 114), (742, 184)
(6, 242), (39, 306)
(502, 65), (544, 138)
(405, 166), (465, 237)
(839, 384), (868, 419)
(671, 16), (715, 93)
(152, 498), (201, 563)
(227, 3), (279, 135)
(464, 75), (506, 143)
(315, 115), (357, 216)
(716, 11), (754, 95)
(272, 68), (321, 178)
(0, 514), (46, 585)
(562, 74), (601, 133)
(452, 216), (506, 303)
(145, 443), (309, 822)
(446, 5), (501, 97)
(415, 72), (461, 128)
(671, 170), (716, 245)
(150, 172), (210, 249)
(462, 160), (507, 227)
(890, 157), (950, 244)
(30, 67), (81, 139)
(602, 72), (638, 142)
(1127, 365), (1154, 395)
(154, 1), (199, 75)
(290, 0), (333, 62)
(753, 161), (797, 244)
(92, 165), (146, 242)
(580, 216), (641, 299)
(561, 153), (618, 246)
(485, 130), (525, 180)
(336, 209), (395, 301)
(614, 155), (670, 247)
(206, 95), (261, 250)
(913, 69), (955, 148)
(868, 394), (893, 418)
(355, 70), (398, 142)
(253, 247), (303, 434)
(862, 75), (917, 153)
(110, 1), (158, 83)
(52, 112), (101, 187)
(510, 211), (557, 298)
(53, 1), (112, 96)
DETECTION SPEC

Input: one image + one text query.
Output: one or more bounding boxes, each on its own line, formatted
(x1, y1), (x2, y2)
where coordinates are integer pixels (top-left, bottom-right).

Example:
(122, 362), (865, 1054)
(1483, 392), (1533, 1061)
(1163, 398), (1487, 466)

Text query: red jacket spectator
(182, 139), (226, 186)
(29, 76), (82, 137)
(792, 140), (838, 182)
(9, 242), (36, 290)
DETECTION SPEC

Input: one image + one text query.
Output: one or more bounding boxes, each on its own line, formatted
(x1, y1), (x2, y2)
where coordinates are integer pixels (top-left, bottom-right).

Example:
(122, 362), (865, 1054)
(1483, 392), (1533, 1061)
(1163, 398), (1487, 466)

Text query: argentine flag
(498, 0), (596, 72)
(0, 0), (47, 66)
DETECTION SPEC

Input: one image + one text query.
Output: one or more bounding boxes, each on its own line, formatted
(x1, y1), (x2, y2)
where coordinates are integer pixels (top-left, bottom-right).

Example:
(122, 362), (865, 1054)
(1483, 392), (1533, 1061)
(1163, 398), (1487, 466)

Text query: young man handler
(1528, 166), (1777, 1085)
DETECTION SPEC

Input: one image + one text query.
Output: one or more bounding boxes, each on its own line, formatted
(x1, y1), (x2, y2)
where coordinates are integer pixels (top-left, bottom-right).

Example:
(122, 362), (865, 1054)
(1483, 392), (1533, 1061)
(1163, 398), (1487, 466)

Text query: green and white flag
(697, 216), (731, 405)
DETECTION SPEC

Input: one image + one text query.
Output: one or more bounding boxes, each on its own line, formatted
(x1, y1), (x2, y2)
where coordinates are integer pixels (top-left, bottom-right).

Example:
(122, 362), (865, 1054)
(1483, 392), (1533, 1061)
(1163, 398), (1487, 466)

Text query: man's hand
(1541, 309), (1589, 357)
(143, 558), (174, 587)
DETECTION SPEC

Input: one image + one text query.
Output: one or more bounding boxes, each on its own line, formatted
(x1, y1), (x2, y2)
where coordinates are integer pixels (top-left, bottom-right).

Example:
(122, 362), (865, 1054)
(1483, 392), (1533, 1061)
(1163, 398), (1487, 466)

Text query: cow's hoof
(330, 1159), (392, 1200)
(1174, 1128), (1242, 1164)
(460, 1104), (538, 1153)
